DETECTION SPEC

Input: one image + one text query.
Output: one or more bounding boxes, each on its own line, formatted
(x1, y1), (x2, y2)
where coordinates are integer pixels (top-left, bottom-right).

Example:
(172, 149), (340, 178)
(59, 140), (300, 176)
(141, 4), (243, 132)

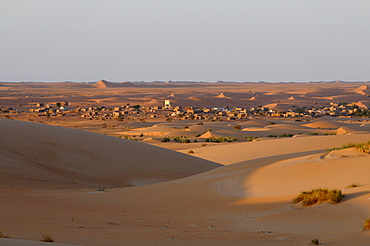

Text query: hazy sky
(1, 0), (370, 82)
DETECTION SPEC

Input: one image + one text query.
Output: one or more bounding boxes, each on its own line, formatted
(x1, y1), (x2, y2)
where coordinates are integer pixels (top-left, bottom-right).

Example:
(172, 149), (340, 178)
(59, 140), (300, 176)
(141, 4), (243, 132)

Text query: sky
(1, 0), (370, 82)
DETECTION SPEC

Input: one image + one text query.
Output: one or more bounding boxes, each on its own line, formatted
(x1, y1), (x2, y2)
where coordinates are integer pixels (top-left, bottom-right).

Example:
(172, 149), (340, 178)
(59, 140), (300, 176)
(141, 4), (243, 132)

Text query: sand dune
(196, 130), (233, 139)
(0, 119), (220, 189)
(302, 120), (343, 129)
(190, 134), (370, 165)
(2, 121), (370, 245)
(353, 85), (370, 96)
(92, 80), (122, 88)
(215, 92), (232, 99)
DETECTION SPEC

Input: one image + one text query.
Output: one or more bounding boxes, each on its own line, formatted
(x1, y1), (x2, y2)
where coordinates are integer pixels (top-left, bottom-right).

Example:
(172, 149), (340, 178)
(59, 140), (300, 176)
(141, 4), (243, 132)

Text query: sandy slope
(0, 119), (220, 189)
(184, 133), (370, 165)
(1, 120), (370, 245)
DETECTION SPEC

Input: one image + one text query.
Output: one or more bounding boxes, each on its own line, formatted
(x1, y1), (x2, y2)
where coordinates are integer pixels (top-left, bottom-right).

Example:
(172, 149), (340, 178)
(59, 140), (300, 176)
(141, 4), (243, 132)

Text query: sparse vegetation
(161, 136), (171, 142)
(310, 238), (319, 245)
(293, 188), (345, 207)
(123, 135), (137, 141)
(244, 136), (258, 142)
(0, 231), (9, 238)
(173, 136), (191, 143)
(197, 122), (203, 125)
(205, 136), (238, 143)
(363, 218), (370, 231)
(188, 150), (194, 154)
(97, 187), (105, 191)
(346, 183), (361, 188)
(328, 140), (370, 153)
(40, 234), (54, 242)
(268, 133), (293, 137)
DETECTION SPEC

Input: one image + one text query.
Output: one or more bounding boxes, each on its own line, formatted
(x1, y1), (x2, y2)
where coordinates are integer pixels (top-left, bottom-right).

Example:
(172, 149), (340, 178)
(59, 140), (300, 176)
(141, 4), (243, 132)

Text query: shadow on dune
(343, 190), (370, 200)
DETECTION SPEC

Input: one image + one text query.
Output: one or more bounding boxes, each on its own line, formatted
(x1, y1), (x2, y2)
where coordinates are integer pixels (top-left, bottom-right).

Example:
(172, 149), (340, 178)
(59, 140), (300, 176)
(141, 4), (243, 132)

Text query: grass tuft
(310, 238), (319, 245)
(328, 140), (370, 153)
(346, 183), (361, 188)
(0, 231), (9, 238)
(188, 150), (195, 154)
(363, 218), (370, 231)
(293, 188), (345, 207)
(40, 234), (54, 242)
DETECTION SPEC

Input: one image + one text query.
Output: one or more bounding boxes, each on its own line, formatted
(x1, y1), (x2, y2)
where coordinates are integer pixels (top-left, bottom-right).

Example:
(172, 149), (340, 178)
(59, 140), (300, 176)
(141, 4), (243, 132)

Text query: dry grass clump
(40, 234), (54, 242)
(310, 238), (320, 245)
(0, 231), (9, 238)
(328, 140), (370, 153)
(346, 183), (361, 188)
(293, 188), (345, 207)
(188, 150), (195, 154)
(363, 218), (370, 231)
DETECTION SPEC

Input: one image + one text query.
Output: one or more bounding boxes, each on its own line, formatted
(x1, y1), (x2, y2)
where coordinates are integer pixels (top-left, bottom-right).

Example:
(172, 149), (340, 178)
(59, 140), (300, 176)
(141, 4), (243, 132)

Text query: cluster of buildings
(1, 100), (369, 121)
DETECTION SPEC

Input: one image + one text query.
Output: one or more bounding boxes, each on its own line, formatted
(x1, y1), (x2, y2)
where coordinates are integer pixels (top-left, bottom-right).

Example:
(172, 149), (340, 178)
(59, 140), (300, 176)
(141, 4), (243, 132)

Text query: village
(1, 99), (370, 122)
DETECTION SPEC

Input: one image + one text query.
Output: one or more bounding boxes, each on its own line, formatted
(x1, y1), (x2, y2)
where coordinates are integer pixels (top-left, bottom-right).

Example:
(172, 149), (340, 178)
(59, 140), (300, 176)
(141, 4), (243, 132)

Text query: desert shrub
(195, 133), (202, 137)
(97, 187), (105, 191)
(205, 136), (238, 143)
(188, 150), (195, 154)
(363, 218), (370, 231)
(0, 231), (9, 238)
(233, 124), (242, 130)
(197, 122), (203, 125)
(173, 136), (190, 143)
(309, 132), (319, 135)
(328, 140), (370, 153)
(268, 133), (293, 138)
(279, 133), (293, 137)
(40, 234), (54, 242)
(244, 136), (257, 142)
(293, 188), (345, 207)
(161, 137), (171, 142)
(346, 183), (361, 188)
(310, 238), (319, 245)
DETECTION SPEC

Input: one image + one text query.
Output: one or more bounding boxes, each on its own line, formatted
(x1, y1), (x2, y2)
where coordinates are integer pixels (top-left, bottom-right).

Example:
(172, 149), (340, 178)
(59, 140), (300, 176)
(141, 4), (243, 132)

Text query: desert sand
(1, 82), (370, 245)
(1, 118), (370, 245)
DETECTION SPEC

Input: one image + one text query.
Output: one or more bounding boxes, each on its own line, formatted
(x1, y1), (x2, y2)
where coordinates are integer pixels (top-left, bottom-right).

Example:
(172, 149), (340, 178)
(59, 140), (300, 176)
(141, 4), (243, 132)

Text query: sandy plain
(1, 81), (370, 245)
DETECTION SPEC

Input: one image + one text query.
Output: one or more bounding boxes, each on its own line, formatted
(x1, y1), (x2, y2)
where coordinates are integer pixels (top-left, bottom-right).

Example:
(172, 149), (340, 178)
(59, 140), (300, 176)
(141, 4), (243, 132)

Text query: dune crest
(92, 79), (121, 88)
